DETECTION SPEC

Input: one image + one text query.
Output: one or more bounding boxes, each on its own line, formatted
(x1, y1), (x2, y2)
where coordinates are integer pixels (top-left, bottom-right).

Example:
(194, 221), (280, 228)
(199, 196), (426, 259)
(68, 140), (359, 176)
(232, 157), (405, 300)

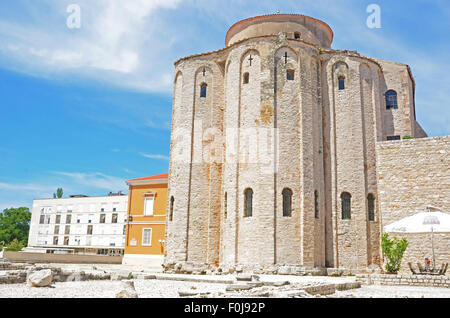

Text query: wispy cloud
(52, 171), (127, 191)
(146, 119), (171, 130)
(0, 171), (129, 210)
(0, 0), (183, 92)
(140, 153), (169, 160)
(0, 182), (50, 192)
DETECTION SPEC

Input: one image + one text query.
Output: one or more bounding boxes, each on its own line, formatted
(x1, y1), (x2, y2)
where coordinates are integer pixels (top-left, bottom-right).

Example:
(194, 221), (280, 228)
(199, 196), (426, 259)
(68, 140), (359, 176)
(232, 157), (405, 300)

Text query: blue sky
(0, 0), (449, 210)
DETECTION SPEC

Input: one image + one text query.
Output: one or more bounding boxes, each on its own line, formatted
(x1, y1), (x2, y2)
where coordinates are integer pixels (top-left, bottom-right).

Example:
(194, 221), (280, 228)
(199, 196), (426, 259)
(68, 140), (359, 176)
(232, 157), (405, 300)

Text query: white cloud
(52, 171), (127, 191)
(0, 182), (54, 193)
(0, 0), (183, 92)
(0, 201), (31, 211)
(140, 153), (169, 160)
(146, 119), (171, 130)
(0, 171), (129, 210)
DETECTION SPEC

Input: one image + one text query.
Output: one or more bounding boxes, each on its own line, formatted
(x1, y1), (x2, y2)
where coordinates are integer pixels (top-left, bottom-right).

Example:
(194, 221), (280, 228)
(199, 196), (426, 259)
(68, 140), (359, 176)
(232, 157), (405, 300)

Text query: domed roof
(225, 14), (334, 48)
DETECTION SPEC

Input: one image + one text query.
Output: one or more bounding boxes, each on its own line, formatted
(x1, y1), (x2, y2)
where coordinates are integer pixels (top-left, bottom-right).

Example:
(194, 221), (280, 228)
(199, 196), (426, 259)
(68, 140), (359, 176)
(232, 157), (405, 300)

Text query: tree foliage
(53, 188), (63, 199)
(0, 207), (31, 247)
(5, 238), (24, 251)
(381, 233), (409, 273)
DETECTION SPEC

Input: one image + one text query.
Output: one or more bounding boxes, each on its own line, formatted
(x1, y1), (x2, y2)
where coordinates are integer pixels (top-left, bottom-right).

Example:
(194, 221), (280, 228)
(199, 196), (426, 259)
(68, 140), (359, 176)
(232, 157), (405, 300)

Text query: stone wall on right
(376, 136), (450, 226)
(376, 136), (450, 272)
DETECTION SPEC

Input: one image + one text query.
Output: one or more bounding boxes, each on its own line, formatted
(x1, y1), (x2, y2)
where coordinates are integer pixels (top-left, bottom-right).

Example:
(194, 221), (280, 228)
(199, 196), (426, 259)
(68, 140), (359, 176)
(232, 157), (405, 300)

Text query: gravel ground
(0, 279), (448, 298)
(331, 285), (450, 298)
(0, 279), (227, 298)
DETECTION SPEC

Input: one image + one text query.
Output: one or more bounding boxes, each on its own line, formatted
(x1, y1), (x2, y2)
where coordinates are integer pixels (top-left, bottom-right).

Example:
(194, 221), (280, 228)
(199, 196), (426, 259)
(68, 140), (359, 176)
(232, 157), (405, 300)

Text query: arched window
(169, 196), (174, 221)
(244, 188), (253, 217)
(314, 190), (319, 219)
(341, 192), (351, 220)
(287, 69), (295, 81)
(200, 83), (207, 98)
(385, 90), (398, 109)
(243, 72), (249, 84)
(338, 76), (345, 90)
(294, 32), (301, 39)
(368, 194), (375, 221)
(282, 188), (292, 217)
(224, 192), (228, 219)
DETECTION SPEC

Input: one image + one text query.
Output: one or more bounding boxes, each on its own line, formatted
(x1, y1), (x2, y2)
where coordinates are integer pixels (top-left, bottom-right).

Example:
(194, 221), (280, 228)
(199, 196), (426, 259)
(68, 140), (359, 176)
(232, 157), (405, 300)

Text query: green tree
(0, 207), (31, 247)
(53, 188), (63, 199)
(381, 233), (409, 273)
(5, 238), (24, 251)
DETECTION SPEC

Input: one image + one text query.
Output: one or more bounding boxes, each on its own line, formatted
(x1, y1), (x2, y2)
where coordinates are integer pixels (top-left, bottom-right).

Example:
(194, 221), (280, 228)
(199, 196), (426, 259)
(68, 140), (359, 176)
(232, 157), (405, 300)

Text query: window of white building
(142, 228), (152, 246)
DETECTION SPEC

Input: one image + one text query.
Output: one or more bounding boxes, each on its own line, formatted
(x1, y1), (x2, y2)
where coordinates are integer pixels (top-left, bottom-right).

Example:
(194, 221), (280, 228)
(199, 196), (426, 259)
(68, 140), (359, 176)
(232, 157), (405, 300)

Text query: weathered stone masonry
(164, 14), (447, 273)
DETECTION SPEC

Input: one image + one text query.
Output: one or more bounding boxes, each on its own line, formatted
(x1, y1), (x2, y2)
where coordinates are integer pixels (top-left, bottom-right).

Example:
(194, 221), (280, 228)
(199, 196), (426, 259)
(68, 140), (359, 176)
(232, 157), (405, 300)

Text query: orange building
(122, 173), (168, 266)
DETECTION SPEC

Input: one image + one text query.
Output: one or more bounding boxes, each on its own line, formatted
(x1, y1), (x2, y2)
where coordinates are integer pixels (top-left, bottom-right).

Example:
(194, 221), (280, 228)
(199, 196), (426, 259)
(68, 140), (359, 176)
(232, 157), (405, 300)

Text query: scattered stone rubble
(176, 273), (362, 298)
(115, 280), (139, 298)
(27, 269), (53, 287)
(0, 261), (110, 285)
(162, 261), (330, 276)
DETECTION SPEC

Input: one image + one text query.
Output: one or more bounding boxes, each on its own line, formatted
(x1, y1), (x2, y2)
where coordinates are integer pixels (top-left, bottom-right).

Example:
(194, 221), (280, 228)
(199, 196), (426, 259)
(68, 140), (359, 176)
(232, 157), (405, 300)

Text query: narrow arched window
(287, 69), (295, 81)
(368, 194), (375, 221)
(341, 192), (351, 220)
(385, 90), (398, 109)
(169, 196), (174, 221)
(314, 190), (319, 219)
(224, 192), (228, 219)
(338, 76), (345, 90)
(282, 188), (292, 217)
(243, 72), (249, 84)
(200, 83), (207, 98)
(244, 188), (253, 217)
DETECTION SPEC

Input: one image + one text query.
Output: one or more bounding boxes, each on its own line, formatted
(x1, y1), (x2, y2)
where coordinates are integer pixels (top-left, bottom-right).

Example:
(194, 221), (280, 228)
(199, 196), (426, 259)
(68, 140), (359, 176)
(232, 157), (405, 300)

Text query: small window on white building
(142, 228), (152, 246)
(113, 203), (119, 212)
(144, 197), (155, 216)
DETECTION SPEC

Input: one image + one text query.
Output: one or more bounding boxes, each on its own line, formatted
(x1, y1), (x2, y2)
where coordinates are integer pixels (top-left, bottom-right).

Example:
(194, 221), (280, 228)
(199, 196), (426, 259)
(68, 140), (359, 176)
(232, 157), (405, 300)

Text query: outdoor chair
(408, 262), (418, 275)
(439, 263), (448, 275)
(417, 262), (425, 273)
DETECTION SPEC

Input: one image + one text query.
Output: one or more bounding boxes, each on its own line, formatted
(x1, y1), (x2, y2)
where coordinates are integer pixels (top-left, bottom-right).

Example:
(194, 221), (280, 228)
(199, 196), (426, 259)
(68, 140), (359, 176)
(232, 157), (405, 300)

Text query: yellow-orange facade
(122, 173), (168, 265)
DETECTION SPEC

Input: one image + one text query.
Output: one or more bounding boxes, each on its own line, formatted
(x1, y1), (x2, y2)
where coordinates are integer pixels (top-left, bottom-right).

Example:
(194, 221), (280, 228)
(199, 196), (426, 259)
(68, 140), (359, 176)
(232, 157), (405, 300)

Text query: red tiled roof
(127, 173), (168, 182)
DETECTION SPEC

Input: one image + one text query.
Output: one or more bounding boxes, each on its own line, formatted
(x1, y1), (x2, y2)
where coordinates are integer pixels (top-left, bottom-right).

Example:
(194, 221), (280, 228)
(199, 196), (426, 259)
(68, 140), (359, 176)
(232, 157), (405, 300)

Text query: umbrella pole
(431, 227), (436, 272)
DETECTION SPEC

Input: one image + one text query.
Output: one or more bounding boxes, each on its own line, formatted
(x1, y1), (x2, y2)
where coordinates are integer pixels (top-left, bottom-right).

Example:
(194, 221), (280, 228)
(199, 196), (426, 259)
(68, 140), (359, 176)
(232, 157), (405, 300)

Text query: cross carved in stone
(248, 54), (254, 66)
(202, 68), (206, 76)
(284, 52), (288, 64)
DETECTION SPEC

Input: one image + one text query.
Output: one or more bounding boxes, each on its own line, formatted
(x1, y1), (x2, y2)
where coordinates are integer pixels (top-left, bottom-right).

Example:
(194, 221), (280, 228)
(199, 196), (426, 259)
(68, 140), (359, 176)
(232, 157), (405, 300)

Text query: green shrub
(381, 233), (409, 273)
(402, 135), (413, 140)
(5, 238), (24, 252)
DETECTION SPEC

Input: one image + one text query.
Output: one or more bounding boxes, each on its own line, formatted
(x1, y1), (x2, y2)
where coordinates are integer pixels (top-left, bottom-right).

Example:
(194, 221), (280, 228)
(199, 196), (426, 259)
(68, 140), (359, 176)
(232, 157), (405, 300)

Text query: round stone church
(163, 14), (447, 274)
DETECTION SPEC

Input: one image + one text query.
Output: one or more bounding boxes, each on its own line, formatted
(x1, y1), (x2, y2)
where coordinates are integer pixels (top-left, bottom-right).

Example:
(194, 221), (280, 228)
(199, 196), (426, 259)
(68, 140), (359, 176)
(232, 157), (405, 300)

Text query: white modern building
(27, 193), (128, 256)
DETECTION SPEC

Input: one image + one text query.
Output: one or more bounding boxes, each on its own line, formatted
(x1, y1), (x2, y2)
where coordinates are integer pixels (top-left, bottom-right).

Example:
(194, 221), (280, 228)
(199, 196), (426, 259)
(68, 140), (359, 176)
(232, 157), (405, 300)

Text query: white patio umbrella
(384, 207), (450, 271)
